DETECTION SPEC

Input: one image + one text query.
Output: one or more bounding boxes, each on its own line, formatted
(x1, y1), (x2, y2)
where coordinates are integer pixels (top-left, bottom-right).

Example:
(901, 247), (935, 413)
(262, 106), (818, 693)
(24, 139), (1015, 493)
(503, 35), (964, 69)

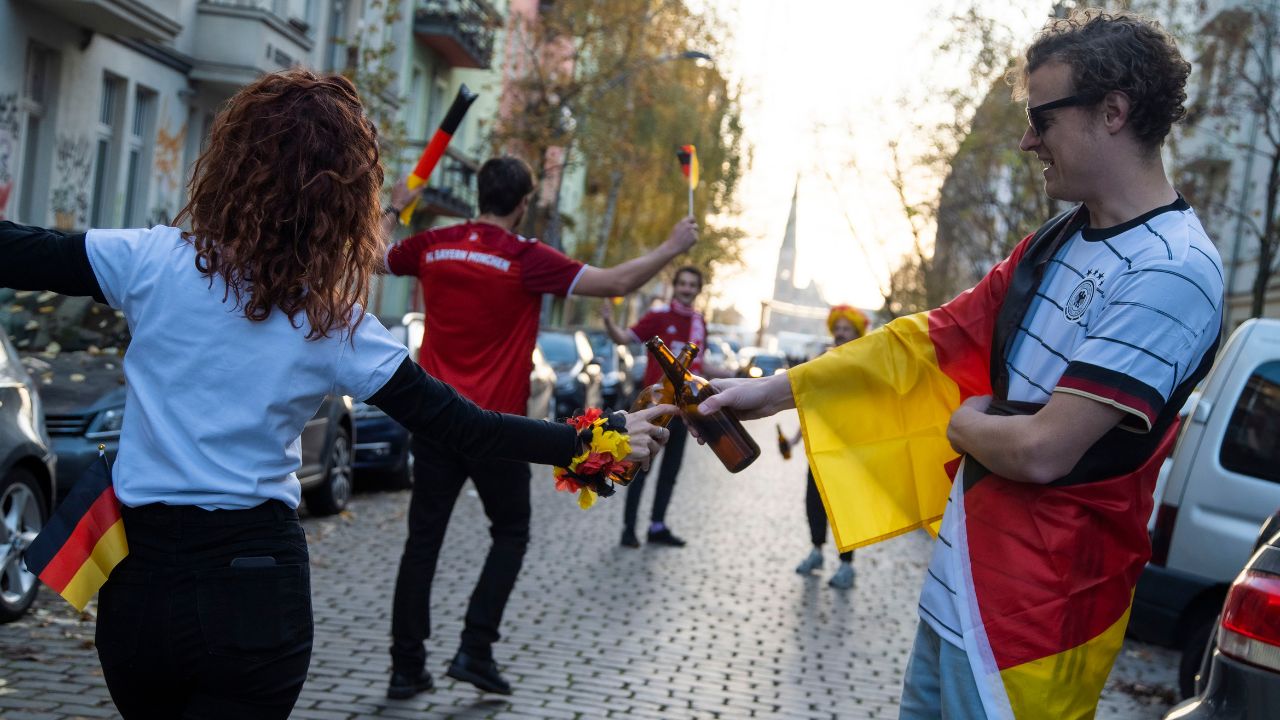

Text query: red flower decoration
(554, 470), (583, 493)
(569, 408), (603, 431)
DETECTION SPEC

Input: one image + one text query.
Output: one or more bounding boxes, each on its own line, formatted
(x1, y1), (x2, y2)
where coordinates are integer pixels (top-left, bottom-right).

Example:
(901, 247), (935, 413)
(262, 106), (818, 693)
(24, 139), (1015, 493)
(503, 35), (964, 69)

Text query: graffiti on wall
(0, 94), (19, 220)
(51, 135), (92, 229)
(149, 101), (186, 226)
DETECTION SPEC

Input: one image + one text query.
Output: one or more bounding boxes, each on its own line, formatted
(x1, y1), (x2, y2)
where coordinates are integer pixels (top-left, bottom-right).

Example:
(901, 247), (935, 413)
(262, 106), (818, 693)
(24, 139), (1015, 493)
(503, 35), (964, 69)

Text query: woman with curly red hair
(0, 69), (671, 719)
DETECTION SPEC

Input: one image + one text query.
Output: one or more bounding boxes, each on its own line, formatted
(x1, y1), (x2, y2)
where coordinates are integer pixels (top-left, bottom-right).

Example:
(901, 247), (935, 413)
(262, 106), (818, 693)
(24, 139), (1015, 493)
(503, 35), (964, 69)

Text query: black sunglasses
(1025, 93), (1104, 136)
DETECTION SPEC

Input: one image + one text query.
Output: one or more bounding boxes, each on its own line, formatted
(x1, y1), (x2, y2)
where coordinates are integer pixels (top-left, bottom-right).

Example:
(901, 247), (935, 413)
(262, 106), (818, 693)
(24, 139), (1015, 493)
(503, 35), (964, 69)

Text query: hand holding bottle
(621, 404), (678, 471)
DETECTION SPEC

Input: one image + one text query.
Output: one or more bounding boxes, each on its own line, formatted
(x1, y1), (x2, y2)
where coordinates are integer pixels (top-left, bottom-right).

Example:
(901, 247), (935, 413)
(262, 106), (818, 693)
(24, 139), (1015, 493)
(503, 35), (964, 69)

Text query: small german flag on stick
(399, 84), (480, 225)
(676, 144), (698, 216)
(24, 446), (127, 611)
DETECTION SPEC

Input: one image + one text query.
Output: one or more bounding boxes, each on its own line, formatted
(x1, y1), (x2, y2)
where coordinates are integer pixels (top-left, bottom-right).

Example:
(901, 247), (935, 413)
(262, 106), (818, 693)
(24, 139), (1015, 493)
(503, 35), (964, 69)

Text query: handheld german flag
(399, 84), (480, 225)
(24, 446), (127, 611)
(676, 144), (698, 215)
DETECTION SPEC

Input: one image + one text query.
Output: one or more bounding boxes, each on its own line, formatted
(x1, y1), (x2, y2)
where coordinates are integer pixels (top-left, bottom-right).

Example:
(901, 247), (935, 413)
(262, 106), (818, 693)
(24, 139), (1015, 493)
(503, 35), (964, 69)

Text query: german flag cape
(792, 208), (1173, 718)
(23, 451), (127, 611)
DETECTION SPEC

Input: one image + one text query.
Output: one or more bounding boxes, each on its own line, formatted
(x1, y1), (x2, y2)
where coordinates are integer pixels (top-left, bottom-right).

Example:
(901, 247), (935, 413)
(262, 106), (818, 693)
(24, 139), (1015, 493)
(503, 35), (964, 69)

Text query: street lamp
(543, 49), (712, 252)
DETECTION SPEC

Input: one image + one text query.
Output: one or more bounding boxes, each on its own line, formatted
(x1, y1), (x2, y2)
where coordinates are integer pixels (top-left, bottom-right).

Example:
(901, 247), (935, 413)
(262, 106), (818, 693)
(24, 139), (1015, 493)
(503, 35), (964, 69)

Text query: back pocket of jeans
(195, 563), (312, 662)
(95, 568), (150, 669)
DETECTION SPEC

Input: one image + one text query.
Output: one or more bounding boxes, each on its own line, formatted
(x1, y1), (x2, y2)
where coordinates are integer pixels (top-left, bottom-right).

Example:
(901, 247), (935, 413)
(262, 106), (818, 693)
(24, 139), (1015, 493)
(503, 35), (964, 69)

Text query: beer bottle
(646, 337), (760, 473)
(776, 423), (792, 460)
(617, 342), (700, 484)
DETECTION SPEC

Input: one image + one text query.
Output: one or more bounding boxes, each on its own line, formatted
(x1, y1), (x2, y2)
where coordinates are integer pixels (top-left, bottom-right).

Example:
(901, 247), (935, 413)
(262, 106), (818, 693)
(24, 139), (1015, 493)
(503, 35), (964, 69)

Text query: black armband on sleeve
(366, 357), (577, 467)
(0, 221), (106, 303)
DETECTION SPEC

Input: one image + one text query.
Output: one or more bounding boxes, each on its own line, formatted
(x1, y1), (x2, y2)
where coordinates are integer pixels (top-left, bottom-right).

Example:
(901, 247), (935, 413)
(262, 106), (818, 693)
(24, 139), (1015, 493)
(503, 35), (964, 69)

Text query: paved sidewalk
(0, 413), (1181, 718)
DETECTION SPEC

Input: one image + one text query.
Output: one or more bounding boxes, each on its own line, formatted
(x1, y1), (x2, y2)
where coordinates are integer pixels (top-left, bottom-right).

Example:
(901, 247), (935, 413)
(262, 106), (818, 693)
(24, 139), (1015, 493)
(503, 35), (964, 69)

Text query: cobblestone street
(2, 413), (1181, 719)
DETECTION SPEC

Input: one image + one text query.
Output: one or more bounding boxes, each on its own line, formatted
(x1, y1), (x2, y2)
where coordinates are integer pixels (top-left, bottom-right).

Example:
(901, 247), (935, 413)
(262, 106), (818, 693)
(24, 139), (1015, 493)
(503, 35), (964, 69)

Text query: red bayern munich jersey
(628, 299), (706, 387)
(386, 222), (586, 414)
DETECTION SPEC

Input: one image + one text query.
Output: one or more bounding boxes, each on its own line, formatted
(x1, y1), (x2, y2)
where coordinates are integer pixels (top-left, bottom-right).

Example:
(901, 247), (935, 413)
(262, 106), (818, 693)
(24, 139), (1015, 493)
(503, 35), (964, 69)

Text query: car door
(1168, 320), (1280, 582)
(298, 400), (330, 484)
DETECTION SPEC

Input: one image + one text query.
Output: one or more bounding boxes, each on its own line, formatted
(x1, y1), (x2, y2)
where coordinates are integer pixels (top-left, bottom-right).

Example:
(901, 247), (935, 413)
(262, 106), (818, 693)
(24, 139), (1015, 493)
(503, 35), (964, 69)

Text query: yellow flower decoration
(578, 487), (597, 510)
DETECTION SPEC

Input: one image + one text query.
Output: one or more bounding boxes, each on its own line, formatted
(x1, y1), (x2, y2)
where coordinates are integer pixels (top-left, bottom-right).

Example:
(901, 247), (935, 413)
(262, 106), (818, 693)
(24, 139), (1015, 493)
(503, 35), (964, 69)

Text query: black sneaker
(387, 668), (435, 699)
(446, 651), (512, 695)
(620, 529), (640, 548)
(647, 527), (686, 547)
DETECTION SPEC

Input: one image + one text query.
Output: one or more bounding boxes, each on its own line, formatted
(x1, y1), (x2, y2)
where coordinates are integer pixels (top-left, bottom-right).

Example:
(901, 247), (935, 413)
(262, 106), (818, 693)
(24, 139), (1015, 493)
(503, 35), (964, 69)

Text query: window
(15, 42), (57, 224)
(1220, 361), (1280, 483)
(91, 74), (125, 227)
(123, 87), (156, 226)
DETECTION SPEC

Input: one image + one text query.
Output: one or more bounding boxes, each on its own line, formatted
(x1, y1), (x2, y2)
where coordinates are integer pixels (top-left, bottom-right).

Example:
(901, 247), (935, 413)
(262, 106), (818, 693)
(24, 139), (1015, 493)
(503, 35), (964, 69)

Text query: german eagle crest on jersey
(1065, 269), (1103, 321)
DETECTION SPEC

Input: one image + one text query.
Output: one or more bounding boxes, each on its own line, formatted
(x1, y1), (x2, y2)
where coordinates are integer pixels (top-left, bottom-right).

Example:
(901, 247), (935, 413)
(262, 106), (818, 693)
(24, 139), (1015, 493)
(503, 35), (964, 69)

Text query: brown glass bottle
(617, 342), (699, 484)
(646, 337), (760, 473)
(776, 423), (792, 460)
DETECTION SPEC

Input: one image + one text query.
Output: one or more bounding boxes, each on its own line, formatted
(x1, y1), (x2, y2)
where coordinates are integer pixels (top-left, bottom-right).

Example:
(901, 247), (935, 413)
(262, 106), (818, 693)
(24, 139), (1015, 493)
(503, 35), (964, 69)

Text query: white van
(1128, 318), (1280, 698)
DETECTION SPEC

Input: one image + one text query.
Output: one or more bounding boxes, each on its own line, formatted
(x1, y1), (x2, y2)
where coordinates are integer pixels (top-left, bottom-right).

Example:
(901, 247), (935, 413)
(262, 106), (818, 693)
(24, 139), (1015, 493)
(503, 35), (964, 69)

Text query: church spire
(773, 178), (799, 299)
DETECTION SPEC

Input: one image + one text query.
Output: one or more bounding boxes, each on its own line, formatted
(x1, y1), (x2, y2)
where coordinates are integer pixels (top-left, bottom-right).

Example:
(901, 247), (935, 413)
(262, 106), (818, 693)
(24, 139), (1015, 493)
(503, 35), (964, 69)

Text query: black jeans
(97, 500), (312, 720)
(390, 437), (531, 674)
(623, 416), (688, 532)
(806, 469), (853, 562)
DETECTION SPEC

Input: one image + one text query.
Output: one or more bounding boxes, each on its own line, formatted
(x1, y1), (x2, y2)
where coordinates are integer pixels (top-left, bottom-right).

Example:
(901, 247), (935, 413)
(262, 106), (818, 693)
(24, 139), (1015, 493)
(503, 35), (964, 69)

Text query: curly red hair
(174, 69), (384, 340)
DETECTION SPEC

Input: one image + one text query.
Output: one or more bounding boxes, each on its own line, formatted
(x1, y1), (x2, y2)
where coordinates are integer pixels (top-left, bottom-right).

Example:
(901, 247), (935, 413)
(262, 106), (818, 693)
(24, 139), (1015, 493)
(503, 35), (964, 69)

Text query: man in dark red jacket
(383, 156), (696, 698)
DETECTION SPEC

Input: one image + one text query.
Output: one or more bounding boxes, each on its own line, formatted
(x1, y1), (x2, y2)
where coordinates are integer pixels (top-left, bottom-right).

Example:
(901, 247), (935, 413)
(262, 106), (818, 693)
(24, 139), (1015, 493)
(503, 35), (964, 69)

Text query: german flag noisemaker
(24, 448), (127, 611)
(399, 84), (480, 225)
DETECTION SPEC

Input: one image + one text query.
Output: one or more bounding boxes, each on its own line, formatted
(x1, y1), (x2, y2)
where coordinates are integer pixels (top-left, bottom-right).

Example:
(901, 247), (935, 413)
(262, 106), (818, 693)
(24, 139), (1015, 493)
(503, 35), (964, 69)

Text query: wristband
(553, 408), (632, 509)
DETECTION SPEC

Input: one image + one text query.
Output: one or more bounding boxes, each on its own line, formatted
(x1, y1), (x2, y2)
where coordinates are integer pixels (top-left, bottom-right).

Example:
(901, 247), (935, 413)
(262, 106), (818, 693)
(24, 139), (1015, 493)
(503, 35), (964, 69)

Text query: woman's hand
(946, 395), (992, 455)
(621, 404), (677, 470)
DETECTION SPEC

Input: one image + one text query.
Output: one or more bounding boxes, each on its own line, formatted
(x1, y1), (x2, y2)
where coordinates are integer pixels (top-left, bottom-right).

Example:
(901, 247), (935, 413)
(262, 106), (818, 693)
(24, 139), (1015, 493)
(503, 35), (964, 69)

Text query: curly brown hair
(1012, 9), (1191, 150)
(174, 69), (383, 340)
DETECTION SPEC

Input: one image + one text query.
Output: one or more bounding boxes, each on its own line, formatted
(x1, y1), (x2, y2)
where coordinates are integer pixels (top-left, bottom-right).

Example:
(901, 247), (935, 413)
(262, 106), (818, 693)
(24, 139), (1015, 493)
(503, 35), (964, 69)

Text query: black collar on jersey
(989, 206), (1089, 400)
(1080, 194), (1190, 242)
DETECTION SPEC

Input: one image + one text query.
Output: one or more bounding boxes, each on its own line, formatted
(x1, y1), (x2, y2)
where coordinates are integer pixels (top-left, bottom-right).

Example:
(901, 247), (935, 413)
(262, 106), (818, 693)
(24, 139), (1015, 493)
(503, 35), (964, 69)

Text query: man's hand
(600, 300), (615, 324)
(696, 373), (796, 421)
(622, 404), (677, 470)
(947, 395), (992, 455)
(662, 217), (698, 255)
(389, 176), (420, 213)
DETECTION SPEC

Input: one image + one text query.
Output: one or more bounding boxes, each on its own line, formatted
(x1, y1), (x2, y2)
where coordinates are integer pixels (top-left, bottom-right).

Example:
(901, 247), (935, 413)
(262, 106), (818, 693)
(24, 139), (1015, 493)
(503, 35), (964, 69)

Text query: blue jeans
(899, 620), (988, 719)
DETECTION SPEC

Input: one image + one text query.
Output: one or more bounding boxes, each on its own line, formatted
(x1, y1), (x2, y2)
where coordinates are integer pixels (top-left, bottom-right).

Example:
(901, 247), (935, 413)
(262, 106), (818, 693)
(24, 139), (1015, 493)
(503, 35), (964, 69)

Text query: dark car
(538, 329), (603, 419)
(3, 292), (355, 516)
(0, 331), (57, 623)
(1166, 510), (1280, 718)
(739, 351), (790, 378)
(585, 330), (635, 410)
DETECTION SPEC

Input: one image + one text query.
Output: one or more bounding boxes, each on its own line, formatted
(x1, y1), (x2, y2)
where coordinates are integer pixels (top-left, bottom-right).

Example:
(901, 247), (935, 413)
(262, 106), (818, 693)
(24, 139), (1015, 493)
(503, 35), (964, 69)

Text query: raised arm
(599, 301), (635, 345)
(0, 221), (106, 302)
(572, 217), (697, 297)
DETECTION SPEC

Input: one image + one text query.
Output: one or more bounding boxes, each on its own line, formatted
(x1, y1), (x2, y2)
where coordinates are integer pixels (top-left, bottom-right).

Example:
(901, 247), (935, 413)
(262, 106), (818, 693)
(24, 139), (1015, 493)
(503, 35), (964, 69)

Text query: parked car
(538, 329), (603, 419)
(2, 291), (356, 516)
(0, 331), (57, 623)
(740, 351), (790, 378)
(702, 337), (740, 378)
(586, 330), (635, 410)
(528, 345), (556, 420)
(1164, 509), (1280, 718)
(1129, 318), (1280, 698)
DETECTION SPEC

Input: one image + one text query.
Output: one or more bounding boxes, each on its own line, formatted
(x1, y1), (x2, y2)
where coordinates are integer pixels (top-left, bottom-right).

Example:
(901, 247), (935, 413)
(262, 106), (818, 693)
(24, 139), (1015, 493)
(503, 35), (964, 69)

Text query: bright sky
(707, 0), (1046, 325)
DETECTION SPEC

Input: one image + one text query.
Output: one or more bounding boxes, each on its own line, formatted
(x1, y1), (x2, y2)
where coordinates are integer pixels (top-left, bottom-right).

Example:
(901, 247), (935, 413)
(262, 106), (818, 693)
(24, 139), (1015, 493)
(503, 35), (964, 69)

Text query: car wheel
(1179, 612), (1217, 699)
(0, 468), (47, 623)
(303, 429), (353, 516)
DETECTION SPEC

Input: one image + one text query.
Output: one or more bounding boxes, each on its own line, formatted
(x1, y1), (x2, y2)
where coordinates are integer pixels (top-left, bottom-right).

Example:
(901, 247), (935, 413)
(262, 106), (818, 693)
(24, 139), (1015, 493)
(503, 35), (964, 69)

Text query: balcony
(30, 0), (182, 41)
(399, 144), (479, 220)
(413, 0), (499, 69)
(190, 0), (314, 91)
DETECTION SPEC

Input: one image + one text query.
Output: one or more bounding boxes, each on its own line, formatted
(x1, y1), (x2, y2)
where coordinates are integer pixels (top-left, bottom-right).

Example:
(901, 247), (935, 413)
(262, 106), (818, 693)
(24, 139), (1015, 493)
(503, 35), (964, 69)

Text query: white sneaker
(795, 548), (823, 574)
(828, 562), (856, 589)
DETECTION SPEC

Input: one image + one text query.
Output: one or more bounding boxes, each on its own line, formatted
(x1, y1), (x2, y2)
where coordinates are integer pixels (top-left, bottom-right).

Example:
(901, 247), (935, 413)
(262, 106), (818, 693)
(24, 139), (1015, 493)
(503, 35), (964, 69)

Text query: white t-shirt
(918, 200), (1224, 647)
(85, 226), (407, 510)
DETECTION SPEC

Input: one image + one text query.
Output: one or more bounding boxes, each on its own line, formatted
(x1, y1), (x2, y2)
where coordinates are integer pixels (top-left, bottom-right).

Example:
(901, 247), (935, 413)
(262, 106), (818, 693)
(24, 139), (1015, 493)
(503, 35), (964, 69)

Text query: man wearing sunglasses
(695, 10), (1224, 719)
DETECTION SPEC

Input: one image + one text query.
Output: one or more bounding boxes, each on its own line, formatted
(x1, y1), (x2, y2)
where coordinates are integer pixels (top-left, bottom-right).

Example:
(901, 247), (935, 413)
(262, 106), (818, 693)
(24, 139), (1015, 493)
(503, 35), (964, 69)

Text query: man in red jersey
(382, 156), (697, 698)
(601, 265), (706, 548)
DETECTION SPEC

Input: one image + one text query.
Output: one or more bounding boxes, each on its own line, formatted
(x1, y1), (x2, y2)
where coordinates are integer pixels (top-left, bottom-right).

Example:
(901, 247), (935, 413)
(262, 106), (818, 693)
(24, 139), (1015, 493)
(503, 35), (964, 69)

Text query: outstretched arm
(366, 357), (674, 468)
(599, 301), (636, 345)
(572, 217), (697, 297)
(0, 222), (106, 302)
